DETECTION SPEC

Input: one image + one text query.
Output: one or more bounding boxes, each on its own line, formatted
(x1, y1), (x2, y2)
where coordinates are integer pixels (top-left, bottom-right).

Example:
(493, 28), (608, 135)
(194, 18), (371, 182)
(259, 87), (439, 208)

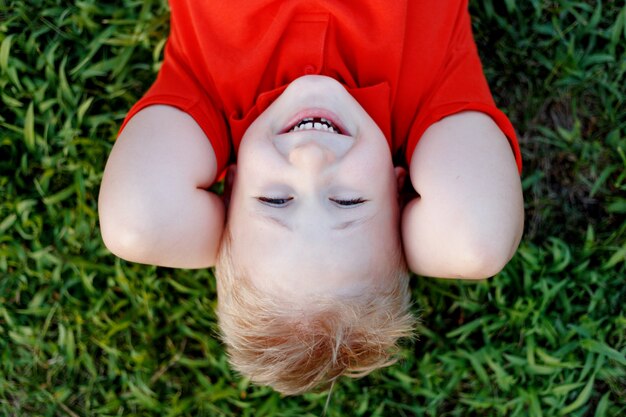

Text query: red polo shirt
(121, 0), (522, 176)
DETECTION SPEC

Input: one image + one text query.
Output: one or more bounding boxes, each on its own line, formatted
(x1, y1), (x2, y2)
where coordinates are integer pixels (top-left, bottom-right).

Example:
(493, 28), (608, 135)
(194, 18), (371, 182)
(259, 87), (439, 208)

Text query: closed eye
(257, 196), (293, 207)
(330, 198), (367, 206)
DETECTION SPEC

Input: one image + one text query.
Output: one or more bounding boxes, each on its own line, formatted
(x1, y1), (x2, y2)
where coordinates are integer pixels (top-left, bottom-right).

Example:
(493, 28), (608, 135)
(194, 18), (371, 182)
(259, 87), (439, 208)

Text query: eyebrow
(260, 214), (292, 230)
(332, 217), (371, 230)
(254, 212), (372, 232)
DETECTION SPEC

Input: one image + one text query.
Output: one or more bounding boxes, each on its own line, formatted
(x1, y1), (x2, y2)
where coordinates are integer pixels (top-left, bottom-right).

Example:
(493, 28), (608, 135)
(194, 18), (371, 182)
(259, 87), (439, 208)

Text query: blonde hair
(215, 229), (416, 396)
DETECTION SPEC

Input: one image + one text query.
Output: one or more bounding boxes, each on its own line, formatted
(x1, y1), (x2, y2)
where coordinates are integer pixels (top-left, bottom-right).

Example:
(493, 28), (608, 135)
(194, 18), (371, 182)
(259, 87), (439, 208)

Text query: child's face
(228, 76), (402, 300)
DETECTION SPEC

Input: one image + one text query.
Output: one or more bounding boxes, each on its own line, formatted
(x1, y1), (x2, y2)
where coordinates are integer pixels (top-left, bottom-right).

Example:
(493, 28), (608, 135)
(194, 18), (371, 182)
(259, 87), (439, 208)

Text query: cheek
(351, 149), (396, 188)
(236, 141), (278, 182)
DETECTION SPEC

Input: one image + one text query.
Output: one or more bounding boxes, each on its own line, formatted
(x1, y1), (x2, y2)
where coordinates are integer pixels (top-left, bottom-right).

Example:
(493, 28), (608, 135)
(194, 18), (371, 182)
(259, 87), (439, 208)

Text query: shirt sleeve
(118, 39), (231, 175)
(404, 3), (522, 172)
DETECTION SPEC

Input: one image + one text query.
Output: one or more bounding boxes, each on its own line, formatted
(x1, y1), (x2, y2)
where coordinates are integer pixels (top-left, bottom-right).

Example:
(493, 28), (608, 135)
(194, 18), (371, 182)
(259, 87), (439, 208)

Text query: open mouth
(287, 117), (343, 134)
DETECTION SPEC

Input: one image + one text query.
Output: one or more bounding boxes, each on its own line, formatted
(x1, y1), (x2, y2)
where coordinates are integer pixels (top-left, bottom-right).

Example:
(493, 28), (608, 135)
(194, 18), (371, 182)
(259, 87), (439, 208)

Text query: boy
(98, 0), (524, 395)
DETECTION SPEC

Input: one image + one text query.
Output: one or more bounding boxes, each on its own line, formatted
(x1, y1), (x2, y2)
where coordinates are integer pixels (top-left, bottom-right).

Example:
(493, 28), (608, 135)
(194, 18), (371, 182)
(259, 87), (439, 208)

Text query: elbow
(403, 201), (524, 280)
(452, 241), (516, 279)
(452, 223), (523, 280)
(99, 205), (152, 264)
(405, 233), (522, 280)
(100, 220), (144, 263)
(450, 196), (525, 280)
(98, 185), (157, 265)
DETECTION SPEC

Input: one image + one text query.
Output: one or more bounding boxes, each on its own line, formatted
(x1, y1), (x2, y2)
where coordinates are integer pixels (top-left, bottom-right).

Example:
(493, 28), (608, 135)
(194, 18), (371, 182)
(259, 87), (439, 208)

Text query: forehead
(229, 216), (400, 298)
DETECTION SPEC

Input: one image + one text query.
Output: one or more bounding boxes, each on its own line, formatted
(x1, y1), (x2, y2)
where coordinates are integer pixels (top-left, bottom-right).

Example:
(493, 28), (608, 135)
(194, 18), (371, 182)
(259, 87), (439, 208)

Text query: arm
(401, 111), (524, 279)
(98, 105), (225, 268)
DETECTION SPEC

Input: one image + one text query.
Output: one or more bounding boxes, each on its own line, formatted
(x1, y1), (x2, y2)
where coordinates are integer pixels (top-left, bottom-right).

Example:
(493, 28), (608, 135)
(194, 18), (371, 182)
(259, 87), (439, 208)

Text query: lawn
(1, 1), (625, 416)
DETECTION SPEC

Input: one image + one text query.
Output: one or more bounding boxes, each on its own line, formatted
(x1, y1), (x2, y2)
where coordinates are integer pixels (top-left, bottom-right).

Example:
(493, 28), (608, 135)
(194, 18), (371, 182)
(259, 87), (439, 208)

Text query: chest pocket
(263, 13), (330, 87)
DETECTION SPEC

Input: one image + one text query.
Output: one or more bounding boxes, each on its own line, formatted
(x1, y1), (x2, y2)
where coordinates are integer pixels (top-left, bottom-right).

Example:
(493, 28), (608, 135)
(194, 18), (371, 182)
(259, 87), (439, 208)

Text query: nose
(288, 141), (335, 172)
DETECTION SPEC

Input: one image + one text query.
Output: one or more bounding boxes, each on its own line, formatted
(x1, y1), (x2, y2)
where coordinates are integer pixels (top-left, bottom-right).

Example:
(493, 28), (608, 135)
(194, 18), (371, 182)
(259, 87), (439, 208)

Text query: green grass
(1, 0), (625, 416)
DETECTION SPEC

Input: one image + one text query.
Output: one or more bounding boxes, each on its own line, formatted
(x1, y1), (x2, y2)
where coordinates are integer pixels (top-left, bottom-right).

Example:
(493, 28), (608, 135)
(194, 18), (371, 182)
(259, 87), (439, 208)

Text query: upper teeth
(291, 117), (339, 133)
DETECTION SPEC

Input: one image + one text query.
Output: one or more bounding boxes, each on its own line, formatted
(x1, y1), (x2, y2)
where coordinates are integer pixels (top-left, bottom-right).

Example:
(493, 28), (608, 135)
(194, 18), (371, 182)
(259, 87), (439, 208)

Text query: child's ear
(394, 166), (407, 193)
(223, 164), (237, 211)
(226, 164), (237, 188)
(395, 166), (415, 210)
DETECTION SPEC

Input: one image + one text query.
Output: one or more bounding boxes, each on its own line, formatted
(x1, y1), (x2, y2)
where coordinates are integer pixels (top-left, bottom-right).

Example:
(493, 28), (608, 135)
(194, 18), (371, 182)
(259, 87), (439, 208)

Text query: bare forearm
(99, 185), (224, 268)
